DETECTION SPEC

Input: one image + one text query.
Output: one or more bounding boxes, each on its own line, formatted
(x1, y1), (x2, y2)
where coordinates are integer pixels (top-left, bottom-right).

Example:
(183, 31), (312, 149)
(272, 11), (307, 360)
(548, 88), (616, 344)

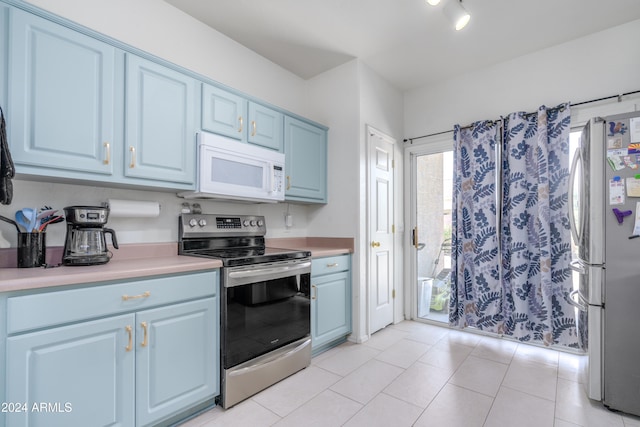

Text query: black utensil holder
(17, 232), (45, 268)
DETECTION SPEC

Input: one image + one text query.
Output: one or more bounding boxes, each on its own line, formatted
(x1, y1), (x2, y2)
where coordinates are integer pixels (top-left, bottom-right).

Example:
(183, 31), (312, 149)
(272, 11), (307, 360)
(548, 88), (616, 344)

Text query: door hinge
(392, 159), (395, 168)
(392, 289), (396, 299)
(391, 224), (395, 233)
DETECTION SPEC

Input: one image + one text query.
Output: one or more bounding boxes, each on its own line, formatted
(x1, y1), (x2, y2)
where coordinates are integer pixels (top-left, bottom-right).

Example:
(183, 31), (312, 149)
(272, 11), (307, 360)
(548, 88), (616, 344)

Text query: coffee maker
(62, 206), (119, 266)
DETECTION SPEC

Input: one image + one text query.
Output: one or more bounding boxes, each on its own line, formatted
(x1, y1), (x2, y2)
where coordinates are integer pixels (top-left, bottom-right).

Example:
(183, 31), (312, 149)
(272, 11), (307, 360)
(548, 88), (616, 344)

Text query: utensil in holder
(17, 232), (45, 268)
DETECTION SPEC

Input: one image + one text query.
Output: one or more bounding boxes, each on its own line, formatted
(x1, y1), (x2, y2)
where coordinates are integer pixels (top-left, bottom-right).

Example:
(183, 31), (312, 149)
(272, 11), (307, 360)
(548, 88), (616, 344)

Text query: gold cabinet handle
(286, 176), (291, 190)
(238, 116), (244, 133)
(129, 146), (136, 168)
(251, 120), (257, 137)
(125, 325), (133, 352)
(371, 241), (381, 248)
(122, 291), (151, 301)
(103, 142), (111, 165)
(140, 321), (148, 347)
(311, 284), (317, 300)
(326, 263), (339, 268)
(413, 227), (419, 249)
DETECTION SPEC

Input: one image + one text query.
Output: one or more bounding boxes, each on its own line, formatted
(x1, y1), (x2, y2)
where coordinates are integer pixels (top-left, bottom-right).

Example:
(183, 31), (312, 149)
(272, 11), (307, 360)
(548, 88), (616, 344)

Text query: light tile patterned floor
(180, 321), (640, 427)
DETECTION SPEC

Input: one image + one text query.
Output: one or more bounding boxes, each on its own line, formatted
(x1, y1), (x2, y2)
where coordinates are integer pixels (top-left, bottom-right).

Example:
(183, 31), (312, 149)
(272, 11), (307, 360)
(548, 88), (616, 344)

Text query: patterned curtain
(451, 104), (579, 349)
(501, 104), (578, 348)
(450, 120), (503, 332)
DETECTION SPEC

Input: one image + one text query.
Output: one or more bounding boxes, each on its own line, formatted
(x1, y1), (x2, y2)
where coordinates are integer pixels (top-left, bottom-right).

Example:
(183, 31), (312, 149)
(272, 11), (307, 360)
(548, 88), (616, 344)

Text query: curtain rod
(403, 89), (640, 143)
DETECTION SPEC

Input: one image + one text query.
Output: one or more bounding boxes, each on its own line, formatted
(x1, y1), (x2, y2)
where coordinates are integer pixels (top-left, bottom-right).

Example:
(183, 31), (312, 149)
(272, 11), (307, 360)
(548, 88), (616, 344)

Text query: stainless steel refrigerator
(569, 111), (640, 416)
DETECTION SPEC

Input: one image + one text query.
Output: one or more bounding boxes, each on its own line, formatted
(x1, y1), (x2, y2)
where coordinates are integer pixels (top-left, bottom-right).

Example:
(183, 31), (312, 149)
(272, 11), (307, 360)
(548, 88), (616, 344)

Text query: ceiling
(163, 0), (640, 92)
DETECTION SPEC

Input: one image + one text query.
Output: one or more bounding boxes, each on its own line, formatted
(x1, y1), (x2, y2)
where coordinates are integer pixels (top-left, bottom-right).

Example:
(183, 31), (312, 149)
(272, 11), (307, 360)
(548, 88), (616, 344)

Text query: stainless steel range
(178, 214), (312, 409)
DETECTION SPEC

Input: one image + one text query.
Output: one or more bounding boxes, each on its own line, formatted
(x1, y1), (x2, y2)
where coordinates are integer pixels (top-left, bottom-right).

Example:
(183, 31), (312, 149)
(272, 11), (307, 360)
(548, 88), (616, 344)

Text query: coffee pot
(62, 206), (118, 266)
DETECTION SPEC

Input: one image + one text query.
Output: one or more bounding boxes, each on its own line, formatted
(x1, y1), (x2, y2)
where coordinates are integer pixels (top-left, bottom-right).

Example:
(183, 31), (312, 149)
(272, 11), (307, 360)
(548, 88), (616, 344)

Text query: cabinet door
(284, 116), (327, 203)
(311, 271), (351, 351)
(135, 298), (218, 426)
(6, 314), (135, 427)
(248, 102), (283, 151)
(201, 84), (246, 140)
(125, 54), (196, 185)
(9, 8), (116, 175)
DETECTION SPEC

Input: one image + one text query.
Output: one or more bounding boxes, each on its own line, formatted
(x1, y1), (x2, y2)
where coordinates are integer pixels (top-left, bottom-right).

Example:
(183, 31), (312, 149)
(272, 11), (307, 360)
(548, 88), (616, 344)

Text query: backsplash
(0, 179), (310, 248)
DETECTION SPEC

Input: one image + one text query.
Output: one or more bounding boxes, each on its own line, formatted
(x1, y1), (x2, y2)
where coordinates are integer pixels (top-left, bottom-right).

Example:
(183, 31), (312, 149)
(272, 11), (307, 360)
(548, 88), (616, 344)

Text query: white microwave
(179, 132), (285, 203)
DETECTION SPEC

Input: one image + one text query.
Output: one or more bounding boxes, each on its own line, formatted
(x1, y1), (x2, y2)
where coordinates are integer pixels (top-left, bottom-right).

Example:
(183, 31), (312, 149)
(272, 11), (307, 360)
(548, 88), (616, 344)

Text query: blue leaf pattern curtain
(450, 120), (503, 332)
(451, 104), (579, 349)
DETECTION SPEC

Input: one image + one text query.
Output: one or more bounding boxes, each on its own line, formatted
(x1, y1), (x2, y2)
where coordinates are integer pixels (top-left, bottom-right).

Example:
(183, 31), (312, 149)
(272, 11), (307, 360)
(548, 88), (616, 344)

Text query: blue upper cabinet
(201, 83), (246, 140)
(202, 83), (283, 151)
(284, 116), (328, 203)
(125, 54), (197, 185)
(8, 8), (116, 176)
(248, 102), (283, 151)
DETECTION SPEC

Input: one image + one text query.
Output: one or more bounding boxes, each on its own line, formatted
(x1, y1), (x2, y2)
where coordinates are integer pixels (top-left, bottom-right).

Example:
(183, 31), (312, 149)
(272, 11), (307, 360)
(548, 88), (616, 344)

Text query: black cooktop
(178, 214), (310, 267)
(182, 246), (311, 267)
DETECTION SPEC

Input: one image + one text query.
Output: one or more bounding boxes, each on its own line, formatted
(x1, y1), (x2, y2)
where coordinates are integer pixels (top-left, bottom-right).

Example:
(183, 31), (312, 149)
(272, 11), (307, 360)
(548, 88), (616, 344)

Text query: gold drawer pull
(251, 120), (257, 136)
(140, 321), (148, 347)
(286, 176), (291, 190)
(129, 146), (136, 168)
(122, 291), (151, 301)
(311, 284), (317, 300)
(326, 263), (339, 267)
(103, 142), (111, 165)
(125, 326), (133, 352)
(238, 116), (244, 133)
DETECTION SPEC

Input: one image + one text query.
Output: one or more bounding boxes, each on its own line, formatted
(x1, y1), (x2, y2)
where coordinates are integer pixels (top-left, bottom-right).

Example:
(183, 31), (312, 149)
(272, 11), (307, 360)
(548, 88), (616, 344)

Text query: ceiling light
(426, 0), (441, 5)
(443, 0), (471, 31)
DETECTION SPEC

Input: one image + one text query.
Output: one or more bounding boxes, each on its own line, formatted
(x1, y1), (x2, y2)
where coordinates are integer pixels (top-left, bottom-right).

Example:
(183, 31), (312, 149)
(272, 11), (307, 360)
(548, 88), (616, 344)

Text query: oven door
(221, 259), (311, 369)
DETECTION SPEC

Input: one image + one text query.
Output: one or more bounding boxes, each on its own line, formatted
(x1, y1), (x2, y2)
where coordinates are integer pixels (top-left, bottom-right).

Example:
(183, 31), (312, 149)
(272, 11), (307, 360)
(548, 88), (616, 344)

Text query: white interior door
(368, 127), (395, 334)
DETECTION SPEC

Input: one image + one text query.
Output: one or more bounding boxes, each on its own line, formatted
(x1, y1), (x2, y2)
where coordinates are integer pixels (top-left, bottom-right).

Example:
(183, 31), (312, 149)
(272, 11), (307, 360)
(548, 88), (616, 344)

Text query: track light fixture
(426, 0), (471, 31)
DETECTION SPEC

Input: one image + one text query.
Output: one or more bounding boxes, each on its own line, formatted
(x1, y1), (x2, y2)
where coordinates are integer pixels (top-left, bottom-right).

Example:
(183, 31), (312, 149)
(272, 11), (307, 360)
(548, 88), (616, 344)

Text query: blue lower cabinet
(311, 255), (352, 355)
(6, 314), (136, 427)
(4, 271), (220, 427)
(136, 298), (218, 427)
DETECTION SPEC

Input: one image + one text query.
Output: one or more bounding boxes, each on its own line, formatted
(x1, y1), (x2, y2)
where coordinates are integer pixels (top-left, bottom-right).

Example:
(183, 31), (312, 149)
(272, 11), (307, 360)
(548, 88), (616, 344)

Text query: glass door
(408, 140), (454, 324)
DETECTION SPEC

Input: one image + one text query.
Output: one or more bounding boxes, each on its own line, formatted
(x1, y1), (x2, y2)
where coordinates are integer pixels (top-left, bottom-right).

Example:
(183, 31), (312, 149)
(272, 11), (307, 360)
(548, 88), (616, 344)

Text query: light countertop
(0, 243), (221, 293)
(0, 238), (354, 293)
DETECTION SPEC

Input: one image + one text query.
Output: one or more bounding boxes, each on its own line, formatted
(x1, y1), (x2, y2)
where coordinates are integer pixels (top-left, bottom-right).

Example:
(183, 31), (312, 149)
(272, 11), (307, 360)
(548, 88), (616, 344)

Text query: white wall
(23, 0), (310, 116)
(305, 59), (404, 341)
(404, 19), (640, 139)
(358, 63), (405, 330)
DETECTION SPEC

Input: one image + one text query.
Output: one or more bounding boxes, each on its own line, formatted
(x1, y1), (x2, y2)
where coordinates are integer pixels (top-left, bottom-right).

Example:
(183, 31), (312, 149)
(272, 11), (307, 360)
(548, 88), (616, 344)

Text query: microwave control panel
(273, 165), (284, 195)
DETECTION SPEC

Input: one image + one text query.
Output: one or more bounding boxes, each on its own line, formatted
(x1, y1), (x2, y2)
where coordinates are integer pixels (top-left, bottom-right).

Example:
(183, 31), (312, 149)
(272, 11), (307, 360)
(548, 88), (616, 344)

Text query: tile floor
(180, 321), (640, 427)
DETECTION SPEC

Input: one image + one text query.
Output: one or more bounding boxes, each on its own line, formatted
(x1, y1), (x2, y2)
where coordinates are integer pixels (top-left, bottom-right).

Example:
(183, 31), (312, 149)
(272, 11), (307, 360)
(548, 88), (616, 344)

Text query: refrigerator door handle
(568, 149), (581, 246)
(568, 289), (588, 311)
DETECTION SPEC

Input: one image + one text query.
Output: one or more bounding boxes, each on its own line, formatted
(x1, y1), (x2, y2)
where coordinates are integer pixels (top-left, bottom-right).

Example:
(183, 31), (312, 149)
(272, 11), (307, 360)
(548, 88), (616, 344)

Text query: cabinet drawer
(312, 255), (350, 276)
(7, 271), (218, 334)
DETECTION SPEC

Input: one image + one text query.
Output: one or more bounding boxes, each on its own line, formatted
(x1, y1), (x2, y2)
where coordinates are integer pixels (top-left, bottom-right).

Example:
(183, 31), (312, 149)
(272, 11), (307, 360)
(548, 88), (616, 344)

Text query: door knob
(371, 241), (380, 247)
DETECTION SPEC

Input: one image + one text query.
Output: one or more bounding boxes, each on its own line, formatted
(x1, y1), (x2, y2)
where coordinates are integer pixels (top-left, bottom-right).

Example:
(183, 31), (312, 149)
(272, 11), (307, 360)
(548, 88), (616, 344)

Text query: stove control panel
(180, 214), (266, 237)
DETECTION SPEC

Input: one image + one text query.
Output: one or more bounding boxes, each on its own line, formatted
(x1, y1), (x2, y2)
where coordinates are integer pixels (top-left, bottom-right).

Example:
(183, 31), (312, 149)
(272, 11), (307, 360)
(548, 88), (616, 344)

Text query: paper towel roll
(107, 199), (160, 218)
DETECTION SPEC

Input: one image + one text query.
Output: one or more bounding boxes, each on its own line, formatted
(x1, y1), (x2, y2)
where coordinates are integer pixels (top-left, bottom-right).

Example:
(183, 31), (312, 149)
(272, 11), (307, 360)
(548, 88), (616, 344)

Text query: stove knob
(188, 218), (198, 228)
(250, 220), (256, 227)
(198, 219), (207, 227)
(243, 220), (250, 227)
(257, 220), (264, 227)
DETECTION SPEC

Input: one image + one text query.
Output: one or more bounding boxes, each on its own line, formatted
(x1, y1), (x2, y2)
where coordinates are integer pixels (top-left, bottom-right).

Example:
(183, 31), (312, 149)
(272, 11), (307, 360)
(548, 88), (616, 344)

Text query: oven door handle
(227, 261), (311, 283)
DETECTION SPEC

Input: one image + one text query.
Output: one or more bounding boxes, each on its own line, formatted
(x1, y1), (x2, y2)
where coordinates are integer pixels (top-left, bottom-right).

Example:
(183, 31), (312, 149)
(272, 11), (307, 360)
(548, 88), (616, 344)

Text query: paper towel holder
(103, 199), (162, 218)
